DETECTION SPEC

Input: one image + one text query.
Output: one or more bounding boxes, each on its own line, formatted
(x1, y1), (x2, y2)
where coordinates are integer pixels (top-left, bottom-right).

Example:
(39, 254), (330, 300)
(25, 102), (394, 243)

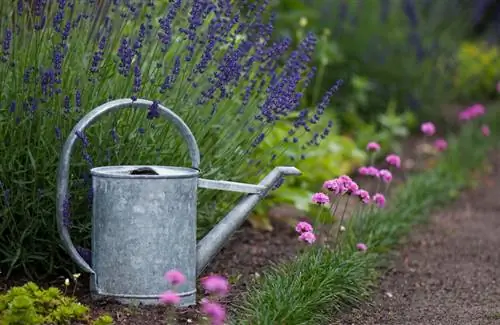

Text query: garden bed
(0, 134), (440, 325)
(333, 151), (500, 325)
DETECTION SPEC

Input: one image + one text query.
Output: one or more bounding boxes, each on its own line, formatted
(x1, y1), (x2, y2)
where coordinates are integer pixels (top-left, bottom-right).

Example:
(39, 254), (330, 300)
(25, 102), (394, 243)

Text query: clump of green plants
(453, 41), (500, 100)
(0, 1), (341, 276)
(0, 282), (112, 325)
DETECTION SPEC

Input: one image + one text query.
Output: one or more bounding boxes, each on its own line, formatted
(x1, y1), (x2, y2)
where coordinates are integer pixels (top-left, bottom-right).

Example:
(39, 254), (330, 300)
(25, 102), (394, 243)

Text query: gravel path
(334, 153), (500, 325)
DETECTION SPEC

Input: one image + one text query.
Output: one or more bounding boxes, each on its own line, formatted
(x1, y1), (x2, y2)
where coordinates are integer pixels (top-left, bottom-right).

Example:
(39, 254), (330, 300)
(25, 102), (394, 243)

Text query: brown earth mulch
(332, 152), (500, 325)
(0, 136), (447, 325)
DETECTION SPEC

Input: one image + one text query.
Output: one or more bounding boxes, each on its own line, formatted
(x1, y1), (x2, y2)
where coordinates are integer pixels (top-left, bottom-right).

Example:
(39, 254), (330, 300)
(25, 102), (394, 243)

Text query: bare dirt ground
(333, 152), (500, 325)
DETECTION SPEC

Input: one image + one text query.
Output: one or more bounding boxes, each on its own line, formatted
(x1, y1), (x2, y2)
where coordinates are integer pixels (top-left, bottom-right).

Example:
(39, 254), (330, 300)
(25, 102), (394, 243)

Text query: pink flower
(200, 300), (226, 325)
(366, 166), (379, 177)
(356, 243), (368, 252)
(385, 154), (401, 168)
(366, 142), (381, 152)
(459, 103), (486, 121)
(338, 175), (352, 194)
(378, 169), (392, 183)
(295, 221), (313, 234)
(497, 81), (500, 93)
(354, 189), (371, 204)
(164, 269), (186, 286)
(298, 231), (316, 244)
(312, 192), (330, 205)
(345, 180), (359, 194)
(434, 138), (448, 152)
(358, 166), (369, 176)
(372, 193), (386, 208)
(338, 175), (352, 184)
(159, 290), (180, 305)
(420, 122), (436, 136)
(482, 124), (490, 136)
(201, 275), (229, 296)
(323, 179), (341, 194)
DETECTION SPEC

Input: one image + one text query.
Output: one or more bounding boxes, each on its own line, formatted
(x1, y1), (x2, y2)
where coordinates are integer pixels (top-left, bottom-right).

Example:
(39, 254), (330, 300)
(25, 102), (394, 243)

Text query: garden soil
(333, 151), (500, 325)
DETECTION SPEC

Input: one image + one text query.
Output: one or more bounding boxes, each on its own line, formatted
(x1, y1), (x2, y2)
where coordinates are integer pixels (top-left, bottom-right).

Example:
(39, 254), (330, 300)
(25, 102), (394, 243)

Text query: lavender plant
(0, 0), (340, 276)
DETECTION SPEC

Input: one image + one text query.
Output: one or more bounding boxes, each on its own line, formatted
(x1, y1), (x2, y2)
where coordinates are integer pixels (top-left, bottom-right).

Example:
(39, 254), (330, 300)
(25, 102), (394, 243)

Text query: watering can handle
(56, 98), (201, 274)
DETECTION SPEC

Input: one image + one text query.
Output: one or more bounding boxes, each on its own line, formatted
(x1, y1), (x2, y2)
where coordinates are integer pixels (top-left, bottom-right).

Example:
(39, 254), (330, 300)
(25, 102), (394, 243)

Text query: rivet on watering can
(55, 98), (301, 307)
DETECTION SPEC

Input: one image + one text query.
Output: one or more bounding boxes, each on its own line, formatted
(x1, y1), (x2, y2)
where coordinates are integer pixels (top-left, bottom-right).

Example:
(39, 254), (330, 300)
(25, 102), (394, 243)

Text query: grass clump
(235, 109), (498, 325)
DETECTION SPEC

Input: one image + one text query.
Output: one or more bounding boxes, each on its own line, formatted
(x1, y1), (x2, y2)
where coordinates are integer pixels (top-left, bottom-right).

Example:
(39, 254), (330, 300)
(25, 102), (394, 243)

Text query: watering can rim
(91, 165), (199, 179)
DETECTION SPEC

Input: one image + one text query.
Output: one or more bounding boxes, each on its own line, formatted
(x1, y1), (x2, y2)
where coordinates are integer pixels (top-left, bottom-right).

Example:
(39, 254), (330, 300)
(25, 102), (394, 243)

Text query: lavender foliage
(0, 0), (340, 274)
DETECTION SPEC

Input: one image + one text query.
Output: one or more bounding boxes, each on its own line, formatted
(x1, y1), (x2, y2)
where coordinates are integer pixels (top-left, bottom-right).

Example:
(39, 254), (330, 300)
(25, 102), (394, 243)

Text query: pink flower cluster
(366, 141), (381, 152)
(159, 269), (186, 305)
(356, 243), (368, 252)
(385, 154), (401, 168)
(459, 103), (486, 121)
(295, 221), (316, 244)
(320, 175), (373, 204)
(160, 270), (228, 325)
(199, 275), (229, 325)
(482, 124), (490, 137)
(457, 103), (491, 137)
(319, 174), (387, 208)
(419, 122), (448, 152)
(420, 122), (436, 136)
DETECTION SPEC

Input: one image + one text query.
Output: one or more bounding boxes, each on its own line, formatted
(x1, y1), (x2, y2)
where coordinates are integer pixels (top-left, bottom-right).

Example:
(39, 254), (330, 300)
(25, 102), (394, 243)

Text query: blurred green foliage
(270, 0), (473, 125)
(454, 42), (500, 100)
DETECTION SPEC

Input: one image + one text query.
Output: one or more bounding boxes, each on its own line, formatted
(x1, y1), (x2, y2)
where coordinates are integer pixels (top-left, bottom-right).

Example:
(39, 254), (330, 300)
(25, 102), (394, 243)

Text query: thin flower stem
(369, 179), (382, 214)
(333, 195), (351, 251)
(370, 152), (375, 166)
(328, 195), (341, 239)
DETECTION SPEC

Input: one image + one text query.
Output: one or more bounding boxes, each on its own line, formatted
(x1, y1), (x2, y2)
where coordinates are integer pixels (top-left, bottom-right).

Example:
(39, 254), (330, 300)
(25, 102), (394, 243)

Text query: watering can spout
(196, 166), (301, 275)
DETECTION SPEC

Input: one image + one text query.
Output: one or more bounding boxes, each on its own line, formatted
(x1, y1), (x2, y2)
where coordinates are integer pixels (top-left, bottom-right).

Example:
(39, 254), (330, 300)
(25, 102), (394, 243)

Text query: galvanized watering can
(56, 98), (301, 306)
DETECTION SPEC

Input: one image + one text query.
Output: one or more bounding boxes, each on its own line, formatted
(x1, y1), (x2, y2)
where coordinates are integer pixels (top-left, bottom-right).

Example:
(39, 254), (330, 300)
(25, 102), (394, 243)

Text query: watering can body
(56, 98), (300, 306)
(90, 165), (199, 305)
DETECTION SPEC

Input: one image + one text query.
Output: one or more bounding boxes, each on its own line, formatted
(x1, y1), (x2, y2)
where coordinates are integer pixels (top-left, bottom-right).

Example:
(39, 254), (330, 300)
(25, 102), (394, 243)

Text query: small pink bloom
(323, 179), (341, 194)
(458, 109), (472, 121)
(366, 166), (379, 177)
(482, 124), (490, 136)
(420, 122), (436, 136)
(338, 175), (352, 183)
(312, 192), (330, 205)
(159, 290), (180, 305)
(345, 180), (359, 194)
(372, 193), (386, 208)
(298, 231), (316, 244)
(295, 221), (313, 234)
(200, 299), (226, 325)
(459, 103), (486, 121)
(356, 243), (368, 252)
(338, 175), (352, 194)
(497, 81), (500, 93)
(164, 269), (186, 286)
(385, 154), (401, 168)
(201, 275), (229, 296)
(378, 169), (392, 183)
(358, 166), (369, 176)
(366, 141), (381, 152)
(434, 138), (448, 152)
(354, 189), (371, 204)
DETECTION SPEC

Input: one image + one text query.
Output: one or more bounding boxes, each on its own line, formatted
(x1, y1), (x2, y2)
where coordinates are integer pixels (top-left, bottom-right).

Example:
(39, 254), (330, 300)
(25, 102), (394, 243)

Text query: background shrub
(270, 0), (475, 126)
